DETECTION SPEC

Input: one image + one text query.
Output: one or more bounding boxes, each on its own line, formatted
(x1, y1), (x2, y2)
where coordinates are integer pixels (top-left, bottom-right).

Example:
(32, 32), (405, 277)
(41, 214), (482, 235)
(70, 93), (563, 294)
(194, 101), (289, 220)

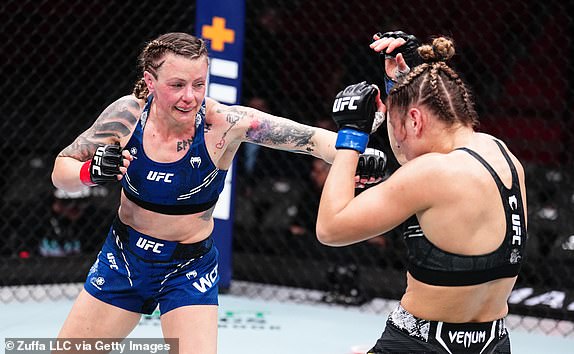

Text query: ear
(408, 108), (424, 137)
(143, 71), (155, 93)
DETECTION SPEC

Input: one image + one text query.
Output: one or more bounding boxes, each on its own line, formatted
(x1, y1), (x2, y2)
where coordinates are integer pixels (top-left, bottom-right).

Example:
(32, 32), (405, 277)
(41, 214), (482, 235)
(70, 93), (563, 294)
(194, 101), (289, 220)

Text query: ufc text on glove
(332, 82), (379, 153)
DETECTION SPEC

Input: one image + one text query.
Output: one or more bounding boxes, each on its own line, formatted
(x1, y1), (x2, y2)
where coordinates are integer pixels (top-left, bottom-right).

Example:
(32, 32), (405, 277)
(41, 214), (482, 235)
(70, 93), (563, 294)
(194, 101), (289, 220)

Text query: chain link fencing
(1, 0), (572, 337)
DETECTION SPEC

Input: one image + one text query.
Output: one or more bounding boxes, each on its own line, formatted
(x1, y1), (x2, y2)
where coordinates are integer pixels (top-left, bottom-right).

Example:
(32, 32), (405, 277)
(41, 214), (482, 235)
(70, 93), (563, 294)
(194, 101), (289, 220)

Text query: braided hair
(388, 36), (479, 128)
(132, 33), (208, 99)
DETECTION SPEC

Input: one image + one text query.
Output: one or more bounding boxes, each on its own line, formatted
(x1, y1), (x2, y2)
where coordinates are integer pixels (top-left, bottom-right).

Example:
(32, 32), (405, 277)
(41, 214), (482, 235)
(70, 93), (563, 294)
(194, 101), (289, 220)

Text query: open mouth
(175, 106), (193, 112)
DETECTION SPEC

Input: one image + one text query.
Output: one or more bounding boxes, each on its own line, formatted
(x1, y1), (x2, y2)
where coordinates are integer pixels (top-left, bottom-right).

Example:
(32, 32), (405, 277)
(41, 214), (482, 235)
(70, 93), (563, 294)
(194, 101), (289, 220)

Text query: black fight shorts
(368, 304), (511, 354)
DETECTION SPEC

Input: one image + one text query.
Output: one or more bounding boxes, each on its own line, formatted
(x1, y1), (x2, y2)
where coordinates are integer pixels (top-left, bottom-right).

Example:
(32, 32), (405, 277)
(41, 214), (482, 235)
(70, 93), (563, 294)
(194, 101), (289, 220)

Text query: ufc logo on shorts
(135, 237), (164, 253)
(332, 96), (360, 112)
(146, 171), (175, 183)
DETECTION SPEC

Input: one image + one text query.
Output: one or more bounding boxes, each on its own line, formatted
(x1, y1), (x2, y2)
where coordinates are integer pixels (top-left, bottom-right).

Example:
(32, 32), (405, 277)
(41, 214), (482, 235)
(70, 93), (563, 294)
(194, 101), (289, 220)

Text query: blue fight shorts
(84, 216), (219, 315)
(368, 304), (511, 353)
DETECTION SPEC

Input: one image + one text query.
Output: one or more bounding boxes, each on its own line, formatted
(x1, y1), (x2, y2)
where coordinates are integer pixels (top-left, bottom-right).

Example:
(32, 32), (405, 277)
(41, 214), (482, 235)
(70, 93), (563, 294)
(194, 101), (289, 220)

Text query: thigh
(160, 305), (218, 354)
(58, 289), (141, 338)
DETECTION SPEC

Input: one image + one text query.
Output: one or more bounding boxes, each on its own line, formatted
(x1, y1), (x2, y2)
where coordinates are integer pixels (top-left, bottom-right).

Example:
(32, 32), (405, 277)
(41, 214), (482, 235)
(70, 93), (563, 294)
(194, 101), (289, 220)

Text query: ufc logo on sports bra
(146, 171), (175, 183)
(508, 195), (523, 246)
(332, 96), (360, 112)
(135, 237), (164, 254)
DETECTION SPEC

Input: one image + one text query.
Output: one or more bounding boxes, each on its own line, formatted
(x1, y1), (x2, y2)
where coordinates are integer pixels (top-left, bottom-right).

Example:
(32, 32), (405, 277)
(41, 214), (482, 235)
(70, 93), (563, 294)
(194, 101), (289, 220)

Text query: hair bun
(417, 36), (455, 62)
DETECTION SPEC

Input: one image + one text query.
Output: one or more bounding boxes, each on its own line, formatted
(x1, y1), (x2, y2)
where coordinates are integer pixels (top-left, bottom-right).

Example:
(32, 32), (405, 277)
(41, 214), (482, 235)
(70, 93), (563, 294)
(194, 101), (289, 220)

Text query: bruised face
(144, 53), (208, 124)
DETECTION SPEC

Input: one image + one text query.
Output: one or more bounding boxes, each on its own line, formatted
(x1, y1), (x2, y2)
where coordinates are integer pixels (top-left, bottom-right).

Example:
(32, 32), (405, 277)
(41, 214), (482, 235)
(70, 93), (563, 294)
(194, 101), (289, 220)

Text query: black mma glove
(80, 144), (123, 186)
(374, 31), (422, 94)
(332, 82), (379, 153)
(357, 148), (387, 180)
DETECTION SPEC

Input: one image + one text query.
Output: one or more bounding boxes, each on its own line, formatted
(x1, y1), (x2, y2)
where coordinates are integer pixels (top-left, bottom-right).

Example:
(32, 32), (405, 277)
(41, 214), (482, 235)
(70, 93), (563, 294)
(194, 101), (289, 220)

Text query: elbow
(316, 223), (345, 247)
(51, 170), (64, 190)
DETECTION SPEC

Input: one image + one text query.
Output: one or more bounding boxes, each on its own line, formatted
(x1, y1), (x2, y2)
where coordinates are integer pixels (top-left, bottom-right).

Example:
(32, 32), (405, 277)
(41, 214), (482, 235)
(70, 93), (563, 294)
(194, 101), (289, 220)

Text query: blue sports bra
(404, 140), (527, 286)
(121, 95), (227, 215)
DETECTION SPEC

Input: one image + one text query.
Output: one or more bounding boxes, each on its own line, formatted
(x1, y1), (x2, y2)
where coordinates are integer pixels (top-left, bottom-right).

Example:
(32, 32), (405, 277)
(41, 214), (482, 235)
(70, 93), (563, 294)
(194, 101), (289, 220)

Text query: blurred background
(0, 0), (572, 338)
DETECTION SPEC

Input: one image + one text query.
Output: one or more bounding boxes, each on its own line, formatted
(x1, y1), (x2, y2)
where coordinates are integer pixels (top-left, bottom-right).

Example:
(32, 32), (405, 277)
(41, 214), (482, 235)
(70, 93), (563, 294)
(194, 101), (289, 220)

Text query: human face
(145, 53), (208, 124)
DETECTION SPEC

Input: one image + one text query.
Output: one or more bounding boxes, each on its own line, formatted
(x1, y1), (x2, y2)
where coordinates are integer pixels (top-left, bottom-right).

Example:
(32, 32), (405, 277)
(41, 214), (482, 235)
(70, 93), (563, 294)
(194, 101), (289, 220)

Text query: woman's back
(402, 133), (528, 322)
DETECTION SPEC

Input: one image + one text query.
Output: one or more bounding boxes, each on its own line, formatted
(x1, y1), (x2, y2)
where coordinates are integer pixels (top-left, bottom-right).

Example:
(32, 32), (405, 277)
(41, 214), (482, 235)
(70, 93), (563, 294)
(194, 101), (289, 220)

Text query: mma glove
(374, 31), (423, 94)
(80, 144), (123, 186)
(357, 148), (387, 181)
(332, 82), (379, 153)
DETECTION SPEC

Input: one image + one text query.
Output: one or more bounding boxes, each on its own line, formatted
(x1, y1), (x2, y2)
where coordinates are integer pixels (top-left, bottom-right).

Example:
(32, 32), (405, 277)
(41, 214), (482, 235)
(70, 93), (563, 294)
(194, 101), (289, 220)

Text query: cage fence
(1, 0), (573, 337)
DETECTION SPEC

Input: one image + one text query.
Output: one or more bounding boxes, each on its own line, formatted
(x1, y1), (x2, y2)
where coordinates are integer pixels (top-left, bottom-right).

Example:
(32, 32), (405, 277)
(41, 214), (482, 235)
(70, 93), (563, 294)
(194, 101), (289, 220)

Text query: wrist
(384, 74), (397, 94)
(335, 128), (369, 153)
(79, 160), (97, 186)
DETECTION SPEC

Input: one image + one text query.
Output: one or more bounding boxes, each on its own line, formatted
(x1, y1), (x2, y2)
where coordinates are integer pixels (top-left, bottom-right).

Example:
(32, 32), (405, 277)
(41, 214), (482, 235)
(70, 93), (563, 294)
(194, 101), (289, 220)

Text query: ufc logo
(333, 96), (360, 112)
(92, 147), (105, 176)
(135, 237), (164, 253)
(146, 171), (175, 183)
(508, 195), (522, 246)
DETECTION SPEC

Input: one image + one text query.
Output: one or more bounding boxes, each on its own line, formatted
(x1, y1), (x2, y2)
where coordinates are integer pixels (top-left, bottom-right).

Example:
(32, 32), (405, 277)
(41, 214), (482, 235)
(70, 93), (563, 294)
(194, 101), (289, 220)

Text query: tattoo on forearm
(199, 206), (215, 221)
(215, 107), (247, 149)
(246, 119), (316, 152)
(177, 138), (194, 152)
(58, 98), (139, 161)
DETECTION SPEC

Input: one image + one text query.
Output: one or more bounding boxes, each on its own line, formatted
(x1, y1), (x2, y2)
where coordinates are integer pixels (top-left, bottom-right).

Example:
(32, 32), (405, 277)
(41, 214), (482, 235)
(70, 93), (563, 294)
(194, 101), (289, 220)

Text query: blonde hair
(388, 36), (479, 128)
(132, 32), (208, 99)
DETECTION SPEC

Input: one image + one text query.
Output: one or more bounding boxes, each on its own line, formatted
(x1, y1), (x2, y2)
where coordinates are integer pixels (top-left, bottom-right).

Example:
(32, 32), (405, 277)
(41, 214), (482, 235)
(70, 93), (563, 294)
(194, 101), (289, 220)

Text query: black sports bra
(404, 140), (528, 286)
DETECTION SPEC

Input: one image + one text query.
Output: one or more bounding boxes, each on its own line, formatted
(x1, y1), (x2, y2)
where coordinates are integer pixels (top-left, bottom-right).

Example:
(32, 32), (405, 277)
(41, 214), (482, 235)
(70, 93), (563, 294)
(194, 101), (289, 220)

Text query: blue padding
(335, 128), (369, 153)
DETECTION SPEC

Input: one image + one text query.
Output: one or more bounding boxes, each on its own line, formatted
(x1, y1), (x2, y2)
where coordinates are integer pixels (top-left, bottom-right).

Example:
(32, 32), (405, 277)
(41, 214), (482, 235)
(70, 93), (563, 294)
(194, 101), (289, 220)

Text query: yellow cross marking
(202, 17), (235, 52)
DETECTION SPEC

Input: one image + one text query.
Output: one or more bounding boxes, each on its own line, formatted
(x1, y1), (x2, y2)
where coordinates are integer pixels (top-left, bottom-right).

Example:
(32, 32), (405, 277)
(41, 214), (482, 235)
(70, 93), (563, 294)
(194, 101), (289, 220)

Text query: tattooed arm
(52, 95), (141, 191)
(206, 99), (338, 164)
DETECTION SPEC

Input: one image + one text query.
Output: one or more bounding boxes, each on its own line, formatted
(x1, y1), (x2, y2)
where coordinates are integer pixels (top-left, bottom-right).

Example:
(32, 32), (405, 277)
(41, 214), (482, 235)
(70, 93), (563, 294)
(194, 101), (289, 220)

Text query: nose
(182, 85), (196, 103)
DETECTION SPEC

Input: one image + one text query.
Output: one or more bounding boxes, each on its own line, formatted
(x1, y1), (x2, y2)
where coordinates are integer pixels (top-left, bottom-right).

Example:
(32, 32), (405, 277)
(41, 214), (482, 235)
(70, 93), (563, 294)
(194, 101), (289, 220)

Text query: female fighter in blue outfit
(52, 32), (384, 353)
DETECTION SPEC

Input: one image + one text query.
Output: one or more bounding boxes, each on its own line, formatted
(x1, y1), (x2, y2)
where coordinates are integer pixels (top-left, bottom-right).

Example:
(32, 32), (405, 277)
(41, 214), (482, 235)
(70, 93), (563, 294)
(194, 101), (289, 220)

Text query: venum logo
(448, 330), (487, 348)
(332, 96), (360, 112)
(190, 156), (202, 168)
(135, 237), (164, 254)
(146, 171), (175, 183)
(192, 265), (218, 293)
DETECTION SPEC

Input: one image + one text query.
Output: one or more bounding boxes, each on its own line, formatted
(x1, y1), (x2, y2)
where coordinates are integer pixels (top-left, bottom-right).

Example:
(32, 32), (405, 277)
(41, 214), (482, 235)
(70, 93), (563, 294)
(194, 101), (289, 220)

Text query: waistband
(112, 215), (213, 262)
(387, 304), (507, 353)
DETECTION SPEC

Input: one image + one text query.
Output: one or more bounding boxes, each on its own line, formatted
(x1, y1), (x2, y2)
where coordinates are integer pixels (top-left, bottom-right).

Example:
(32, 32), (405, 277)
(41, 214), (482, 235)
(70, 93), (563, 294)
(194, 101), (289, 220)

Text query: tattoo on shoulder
(58, 97), (140, 161)
(246, 118), (316, 152)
